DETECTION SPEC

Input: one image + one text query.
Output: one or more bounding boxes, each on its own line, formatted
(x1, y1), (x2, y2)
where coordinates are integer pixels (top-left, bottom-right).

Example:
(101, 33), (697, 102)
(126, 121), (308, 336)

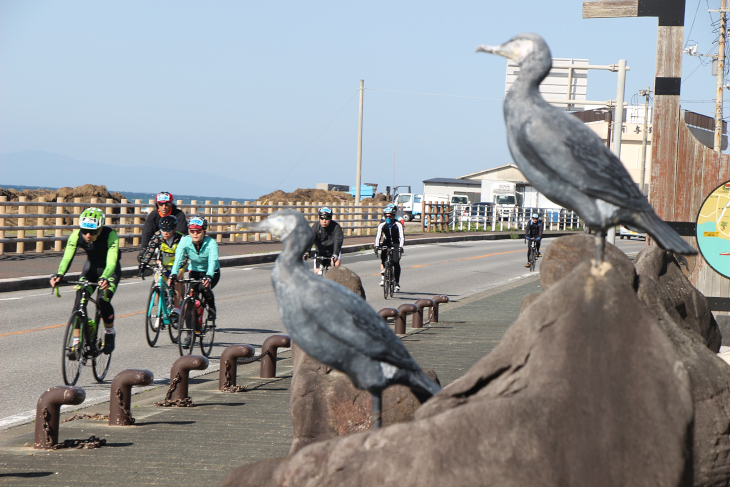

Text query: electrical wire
(685, 0), (703, 48)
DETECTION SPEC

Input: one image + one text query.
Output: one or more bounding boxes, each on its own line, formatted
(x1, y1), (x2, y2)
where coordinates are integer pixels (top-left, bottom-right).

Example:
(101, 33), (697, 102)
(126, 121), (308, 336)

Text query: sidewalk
(0, 276), (541, 486)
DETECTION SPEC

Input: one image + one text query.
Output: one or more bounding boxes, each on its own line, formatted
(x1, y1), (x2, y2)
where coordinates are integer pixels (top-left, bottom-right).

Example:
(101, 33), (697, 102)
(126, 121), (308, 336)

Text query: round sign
(696, 181), (730, 278)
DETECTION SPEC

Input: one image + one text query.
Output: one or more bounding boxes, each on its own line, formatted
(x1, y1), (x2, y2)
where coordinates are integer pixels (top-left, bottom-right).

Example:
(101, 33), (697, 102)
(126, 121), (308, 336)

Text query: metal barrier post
(109, 369), (154, 426)
(430, 295), (449, 322)
(397, 304), (418, 331)
(167, 355), (209, 403)
(260, 334), (291, 378)
(34, 386), (86, 449)
(378, 308), (402, 334)
(412, 299), (435, 328)
(219, 344), (255, 390)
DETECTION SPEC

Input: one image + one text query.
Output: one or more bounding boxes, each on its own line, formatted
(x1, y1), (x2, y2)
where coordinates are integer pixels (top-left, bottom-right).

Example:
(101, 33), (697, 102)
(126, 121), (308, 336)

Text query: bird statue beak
(476, 42), (515, 61)
(475, 44), (499, 55)
(236, 219), (268, 232)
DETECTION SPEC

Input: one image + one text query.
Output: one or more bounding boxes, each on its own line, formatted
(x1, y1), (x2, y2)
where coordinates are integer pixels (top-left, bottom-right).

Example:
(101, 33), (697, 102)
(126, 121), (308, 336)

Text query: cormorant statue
(241, 210), (441, 428)
(476, 33), (697, 262)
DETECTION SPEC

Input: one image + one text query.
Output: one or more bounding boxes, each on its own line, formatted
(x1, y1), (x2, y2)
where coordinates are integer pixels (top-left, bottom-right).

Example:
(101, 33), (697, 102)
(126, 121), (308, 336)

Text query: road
(0, 237), (647, 429)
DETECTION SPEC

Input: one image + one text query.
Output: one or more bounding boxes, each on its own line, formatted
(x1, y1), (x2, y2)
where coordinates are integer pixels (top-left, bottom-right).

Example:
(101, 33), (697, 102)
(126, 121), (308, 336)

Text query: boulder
(288, 344), (438, 454)
(324, 267), (366, 299)
(540, 234), (636, 290)
(635, 246), (730, 485)
(221, 261), (694, 487)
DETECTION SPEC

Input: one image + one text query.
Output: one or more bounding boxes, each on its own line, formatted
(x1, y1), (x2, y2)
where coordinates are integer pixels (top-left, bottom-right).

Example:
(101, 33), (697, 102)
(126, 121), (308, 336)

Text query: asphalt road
(0, 237), (647, 429)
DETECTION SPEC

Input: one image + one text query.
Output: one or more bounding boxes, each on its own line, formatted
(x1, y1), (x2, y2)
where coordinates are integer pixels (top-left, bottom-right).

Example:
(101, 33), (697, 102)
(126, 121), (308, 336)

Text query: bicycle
(526, 237), (539, 272)
(379, 246), (397, 299)
(54, 280), (112, 385)
(141, 260), (179, 347)
(176, 278), (216, 357)
(314, 253), (333, 277)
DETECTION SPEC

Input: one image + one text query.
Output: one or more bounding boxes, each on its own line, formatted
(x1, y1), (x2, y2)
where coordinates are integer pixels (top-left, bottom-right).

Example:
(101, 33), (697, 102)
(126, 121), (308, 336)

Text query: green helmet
(79, 207), (105, 231)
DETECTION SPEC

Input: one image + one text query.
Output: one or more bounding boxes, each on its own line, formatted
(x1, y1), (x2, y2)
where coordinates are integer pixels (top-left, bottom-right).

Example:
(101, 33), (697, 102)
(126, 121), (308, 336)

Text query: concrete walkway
(0, 276), (541, 486)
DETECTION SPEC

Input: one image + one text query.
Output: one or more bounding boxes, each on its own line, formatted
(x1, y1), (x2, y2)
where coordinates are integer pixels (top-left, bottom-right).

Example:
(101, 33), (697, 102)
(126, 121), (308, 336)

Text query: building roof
(458, 163), (520, 179)
(422, 177), (481, 186)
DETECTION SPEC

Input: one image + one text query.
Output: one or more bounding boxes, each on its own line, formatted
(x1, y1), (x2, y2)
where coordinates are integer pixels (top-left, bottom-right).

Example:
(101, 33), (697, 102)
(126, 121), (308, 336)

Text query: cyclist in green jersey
(50, 207), (121, 354)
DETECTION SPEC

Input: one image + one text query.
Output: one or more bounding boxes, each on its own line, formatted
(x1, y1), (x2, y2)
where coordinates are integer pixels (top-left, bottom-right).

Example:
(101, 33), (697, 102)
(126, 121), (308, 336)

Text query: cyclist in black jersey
(308, 207), (344, 273)
(50, 207), (121, 354)
(139, 191), (188, 251)
(524, 213), (544, 267)
(375, 206), (405, 292)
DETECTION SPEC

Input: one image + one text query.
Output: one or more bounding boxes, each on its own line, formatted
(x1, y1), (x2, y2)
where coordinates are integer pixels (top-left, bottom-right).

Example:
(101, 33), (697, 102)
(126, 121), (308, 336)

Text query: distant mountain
(0, 150), (273, 200)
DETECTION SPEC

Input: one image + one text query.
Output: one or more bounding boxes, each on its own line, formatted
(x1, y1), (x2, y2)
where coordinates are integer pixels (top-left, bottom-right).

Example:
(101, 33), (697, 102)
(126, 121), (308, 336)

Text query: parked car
(619, 225), (646, 240)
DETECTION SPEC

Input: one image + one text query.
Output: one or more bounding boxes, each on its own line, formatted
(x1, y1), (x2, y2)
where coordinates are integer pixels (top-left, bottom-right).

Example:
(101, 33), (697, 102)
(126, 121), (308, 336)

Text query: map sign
(696, 181), (730, 278)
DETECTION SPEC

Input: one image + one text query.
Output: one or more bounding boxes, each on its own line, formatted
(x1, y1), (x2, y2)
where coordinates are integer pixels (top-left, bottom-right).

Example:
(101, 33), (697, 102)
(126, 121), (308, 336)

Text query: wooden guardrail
(0, 197), (387, 255)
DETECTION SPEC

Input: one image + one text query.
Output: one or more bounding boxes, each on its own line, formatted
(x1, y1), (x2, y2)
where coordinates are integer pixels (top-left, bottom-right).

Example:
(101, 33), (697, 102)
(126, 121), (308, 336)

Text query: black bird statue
(476, 33), (697, 262)
(241, 210), (441, 428)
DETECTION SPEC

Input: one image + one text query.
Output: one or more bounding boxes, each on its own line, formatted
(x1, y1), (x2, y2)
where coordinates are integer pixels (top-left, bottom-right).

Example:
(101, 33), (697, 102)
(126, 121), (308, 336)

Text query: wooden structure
(584, 0), (730, 299)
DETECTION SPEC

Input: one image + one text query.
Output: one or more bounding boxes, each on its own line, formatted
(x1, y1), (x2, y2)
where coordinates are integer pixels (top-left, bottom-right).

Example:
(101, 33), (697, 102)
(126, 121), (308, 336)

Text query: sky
(0, 1), (726, 199)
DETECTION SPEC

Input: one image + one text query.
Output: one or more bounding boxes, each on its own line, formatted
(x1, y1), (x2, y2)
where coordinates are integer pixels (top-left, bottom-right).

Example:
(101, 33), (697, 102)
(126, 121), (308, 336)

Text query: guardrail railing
(0, 196), (386, 255)
(449, 205), (584, 232)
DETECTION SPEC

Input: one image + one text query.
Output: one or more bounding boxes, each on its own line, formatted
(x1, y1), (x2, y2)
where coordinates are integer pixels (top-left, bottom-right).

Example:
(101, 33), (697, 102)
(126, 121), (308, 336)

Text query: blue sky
(0, 1), (725, 198)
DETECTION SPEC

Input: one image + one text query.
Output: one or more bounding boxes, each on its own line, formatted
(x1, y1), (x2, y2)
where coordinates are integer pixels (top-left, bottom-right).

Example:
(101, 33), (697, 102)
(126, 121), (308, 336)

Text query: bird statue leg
(371, 391), (383, 429)
(594, 233), (606, 266)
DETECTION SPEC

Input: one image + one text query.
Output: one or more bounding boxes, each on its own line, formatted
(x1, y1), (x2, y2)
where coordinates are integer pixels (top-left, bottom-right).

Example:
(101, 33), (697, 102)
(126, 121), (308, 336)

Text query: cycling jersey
(171, 235), (220, 277)
(57, 227), (121, 281)
(139, 230), (187, 270)
(375, 221), (405, 249)
(525, 220), (544, 239)
(140, 204), (188, 248)
(311, 220), (344, 258)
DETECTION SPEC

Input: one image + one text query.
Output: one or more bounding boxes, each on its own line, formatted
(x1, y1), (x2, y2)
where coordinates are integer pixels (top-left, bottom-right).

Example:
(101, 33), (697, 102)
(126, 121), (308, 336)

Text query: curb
(0, 232), (573, 293)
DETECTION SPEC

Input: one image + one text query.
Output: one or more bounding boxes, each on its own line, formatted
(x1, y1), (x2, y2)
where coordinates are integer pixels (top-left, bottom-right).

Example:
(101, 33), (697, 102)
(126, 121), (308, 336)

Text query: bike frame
(149, 264), (174, 326)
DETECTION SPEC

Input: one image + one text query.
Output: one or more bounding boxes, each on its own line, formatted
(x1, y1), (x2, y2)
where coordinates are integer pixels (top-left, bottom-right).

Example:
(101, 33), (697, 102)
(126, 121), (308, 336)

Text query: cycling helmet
(383, 204), (395, 215)
(531, 213), (539, 219)
(318, 207), (333, 219)
(159, 215), (178, 232)
(156, 192), (173, 204)
(188, 214), (208, 230)
(79, 207), (105, 231)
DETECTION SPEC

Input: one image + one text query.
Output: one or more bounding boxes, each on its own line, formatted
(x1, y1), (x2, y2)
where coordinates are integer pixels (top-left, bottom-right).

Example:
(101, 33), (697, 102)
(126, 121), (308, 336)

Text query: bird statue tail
(408, 370), (442, 404)
(631, 211), (697, 256)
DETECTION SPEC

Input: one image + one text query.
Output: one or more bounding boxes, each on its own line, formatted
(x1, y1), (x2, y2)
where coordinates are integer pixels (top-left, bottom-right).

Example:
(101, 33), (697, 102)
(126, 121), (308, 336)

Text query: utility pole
(355, 80), (364, 205)
(607, 59), (627, 245)
(639, 87), (652, 195)
(716, 0), (727, 153)
(392, 132), (396, 203)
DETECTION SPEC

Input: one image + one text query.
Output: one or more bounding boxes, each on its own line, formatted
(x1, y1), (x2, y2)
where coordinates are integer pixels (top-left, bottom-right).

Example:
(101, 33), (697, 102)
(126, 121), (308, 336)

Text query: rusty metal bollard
(378, 308), (403, 334)
(109, 369), (154, 426)
(219, 344), (255, 391)
(429, 295), (450, 323)
(34, 386), (86, 449)
(260, 334), (291, 378)
(169, 355), (209, 402)
(412, 299), (435, 329)
(397, 304), (418, 332)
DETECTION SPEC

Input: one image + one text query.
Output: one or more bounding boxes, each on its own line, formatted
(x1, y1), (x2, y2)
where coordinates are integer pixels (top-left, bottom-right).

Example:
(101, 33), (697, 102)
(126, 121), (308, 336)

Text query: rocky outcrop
(288, 344), (438, 454)
(634, 247), (730, 486)
(221, 261), (694, 487)
(324, 267), (365, 299)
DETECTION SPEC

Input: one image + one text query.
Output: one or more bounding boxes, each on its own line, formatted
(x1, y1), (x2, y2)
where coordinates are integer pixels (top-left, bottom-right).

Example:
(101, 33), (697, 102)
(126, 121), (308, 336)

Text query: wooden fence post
(229, 201), (237, 243)
(0, 195), (6, 255)
(55, 197), (64, 251)
(216, 201), (224, 243)
(254, 201), (261, 242)
(36, 197), (46, 252)
(17, 196), (27, 254)
(133, 199), (142, 246)
(105, 198), (114, 237)
(242, 201), (251, 242)
(119, 199), (127, 248)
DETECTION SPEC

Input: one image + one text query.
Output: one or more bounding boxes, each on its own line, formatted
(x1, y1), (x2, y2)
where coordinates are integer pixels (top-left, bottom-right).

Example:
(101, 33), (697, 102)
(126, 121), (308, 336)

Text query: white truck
(480, 180), (518, 218)
(393, 193), (453, 221)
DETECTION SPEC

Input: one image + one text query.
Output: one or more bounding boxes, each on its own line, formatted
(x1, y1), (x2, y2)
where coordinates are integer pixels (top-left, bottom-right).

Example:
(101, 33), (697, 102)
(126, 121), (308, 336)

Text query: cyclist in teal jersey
(50, 207), (121, 354)
(169, 215), (221, 320)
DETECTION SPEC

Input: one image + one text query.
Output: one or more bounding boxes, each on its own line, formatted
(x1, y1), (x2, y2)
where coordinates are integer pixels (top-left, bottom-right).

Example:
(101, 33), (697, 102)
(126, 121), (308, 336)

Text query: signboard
(696, 181), (730, 278)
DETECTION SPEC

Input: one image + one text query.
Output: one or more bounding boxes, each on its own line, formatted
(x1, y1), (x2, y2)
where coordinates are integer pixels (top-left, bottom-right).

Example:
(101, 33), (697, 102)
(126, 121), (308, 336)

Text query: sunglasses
(189, 229), (204, 235)
(80, 228), (99, 236)
(158, 201), (172, 206)
(319, 216), (331, 220)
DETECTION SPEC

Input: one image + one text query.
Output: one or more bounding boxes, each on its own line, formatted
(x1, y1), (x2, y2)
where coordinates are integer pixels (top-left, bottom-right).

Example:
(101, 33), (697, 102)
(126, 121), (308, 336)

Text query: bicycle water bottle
(88, 318), (98, 336)
(195, 299), (203, 326)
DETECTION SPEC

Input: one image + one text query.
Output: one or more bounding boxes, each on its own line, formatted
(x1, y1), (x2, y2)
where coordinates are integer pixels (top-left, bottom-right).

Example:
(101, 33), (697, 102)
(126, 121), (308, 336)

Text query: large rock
(324, 266), (365, 299)
(540, 234), (636, 290)
(221, 261), (694, 487)
(635, 246), (730, 485)
(288, 344), (438, 454)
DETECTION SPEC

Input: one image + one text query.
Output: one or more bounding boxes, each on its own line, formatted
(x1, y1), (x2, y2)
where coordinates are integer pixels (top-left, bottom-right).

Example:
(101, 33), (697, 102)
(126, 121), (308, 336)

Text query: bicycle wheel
(178, 298), (196, 356)
(199, 310), (216, 357)
(389, 270), (396, 297)
(383, 264), (391, 300)
(168, 289), (180, 344)
(62, 312), (84, 386)
(92, 307), (111, 382)
(529, 246), (537, 272)
(145, 286), (162, 347)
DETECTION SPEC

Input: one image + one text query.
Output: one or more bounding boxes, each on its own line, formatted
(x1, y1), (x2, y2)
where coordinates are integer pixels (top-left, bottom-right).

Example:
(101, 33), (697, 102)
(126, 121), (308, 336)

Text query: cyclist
(139, 191), (188, 251)
(374, 206), (405, 292)
(308, 207), (344, 273)
(169, 215), (220, 345)
(381, 203), (405, 226)
(49, 207), (120, 355)
(524, 213), (544, 267)
(138, 215), (187, 320)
